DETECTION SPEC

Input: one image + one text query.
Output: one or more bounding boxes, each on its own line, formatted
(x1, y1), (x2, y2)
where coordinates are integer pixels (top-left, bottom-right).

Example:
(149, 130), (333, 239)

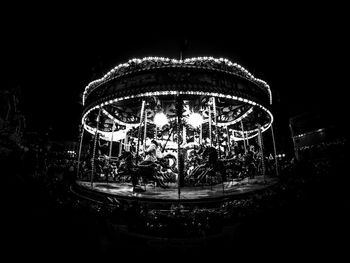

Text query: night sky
(2, 4), (347, 144)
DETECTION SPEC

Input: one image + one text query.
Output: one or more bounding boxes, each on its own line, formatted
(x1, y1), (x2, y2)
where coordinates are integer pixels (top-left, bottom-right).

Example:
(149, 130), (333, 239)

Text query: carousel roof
(81, 56), (274, 142)
(82, 56), (272, 106)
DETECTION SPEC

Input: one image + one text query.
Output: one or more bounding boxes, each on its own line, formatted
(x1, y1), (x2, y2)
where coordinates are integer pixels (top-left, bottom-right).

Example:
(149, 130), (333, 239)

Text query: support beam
(226, 126), (231, 152)
(106, 122), (115, 184)
(240, 120), (247, 152)
(124, 132), (129, 152)
(136, 100), (145, 164)
(76, 124), (85, 179)
(257, 124), (266, 177)
(119, 139), (123, 155)
(289, 122), (299, 160)
(143, 110), (148, 151)
(271, 123), (279, 176)
(109, 122), (115, 159)
(182, 126), (186, 146)
(208, 101), (212, 147)
(91, 107), (102, 188)
(176, 94), (184, 197)
(213, 97), (220, 158)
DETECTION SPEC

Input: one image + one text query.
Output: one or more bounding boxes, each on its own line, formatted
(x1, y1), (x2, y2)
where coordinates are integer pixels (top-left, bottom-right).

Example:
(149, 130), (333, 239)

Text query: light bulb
(187, 112), (203, 128)
(153, 112), (168, 127)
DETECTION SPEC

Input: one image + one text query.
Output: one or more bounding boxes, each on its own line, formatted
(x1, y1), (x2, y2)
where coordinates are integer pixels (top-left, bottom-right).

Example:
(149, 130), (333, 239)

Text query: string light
(82, 56), (272, 105)
(81, 90), (274, 142)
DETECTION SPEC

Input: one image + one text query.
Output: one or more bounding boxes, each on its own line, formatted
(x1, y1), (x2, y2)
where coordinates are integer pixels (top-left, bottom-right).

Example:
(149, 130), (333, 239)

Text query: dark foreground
(2, 152), (349, 261)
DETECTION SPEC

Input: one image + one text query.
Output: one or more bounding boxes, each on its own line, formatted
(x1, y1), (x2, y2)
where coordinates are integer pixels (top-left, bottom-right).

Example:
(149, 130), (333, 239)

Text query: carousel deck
(75, 176), (277, 202)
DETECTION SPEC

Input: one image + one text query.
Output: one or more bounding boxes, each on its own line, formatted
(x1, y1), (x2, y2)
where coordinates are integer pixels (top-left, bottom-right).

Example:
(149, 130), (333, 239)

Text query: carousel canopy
(81, 56), (274, 142)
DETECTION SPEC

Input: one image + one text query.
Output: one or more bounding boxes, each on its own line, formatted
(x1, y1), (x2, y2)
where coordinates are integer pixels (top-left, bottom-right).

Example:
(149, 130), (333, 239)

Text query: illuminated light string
(84, 119), (269, 142)
(216, 107), (254, 127)
(101, 108), (138, 129)
(228, 127), (265, 142)
(84, 123), (128, 142)
(82, 57), (272, 105)
(82, 91), (273, 142)
(102, 106), (177, 128)
(82, 91), (272, 125)
(294, 128), (325, 138)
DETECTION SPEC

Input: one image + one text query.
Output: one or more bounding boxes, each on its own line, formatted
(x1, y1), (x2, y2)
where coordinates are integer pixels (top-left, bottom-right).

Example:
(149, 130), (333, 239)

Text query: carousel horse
(187, 146), (225, 186)
(221, 156), (244, 180)
(158, 153), (177, 172)
(242, 150), (257, 178)
(116, 151), (170, 189)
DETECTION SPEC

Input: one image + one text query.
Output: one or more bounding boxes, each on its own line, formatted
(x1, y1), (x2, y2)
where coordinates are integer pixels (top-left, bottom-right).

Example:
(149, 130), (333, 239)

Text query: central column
(176, 94), (185, 192)
(208, 100), (212, 146)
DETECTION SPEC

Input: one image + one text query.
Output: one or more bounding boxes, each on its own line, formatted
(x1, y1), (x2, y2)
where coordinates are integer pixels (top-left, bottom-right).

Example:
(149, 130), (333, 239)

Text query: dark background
(2, 3), (347, 146)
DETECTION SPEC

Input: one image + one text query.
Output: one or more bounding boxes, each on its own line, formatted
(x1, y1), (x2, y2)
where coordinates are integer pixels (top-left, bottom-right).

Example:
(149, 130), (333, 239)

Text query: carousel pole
(212, 97), (220, 158)
(119, 139), (123, 155)
(226, 126), (231, 152)
(91, 107), (102, 188)
(109, 122), (115, 159)
(270, 123), (279, 177)
(176, 93), (184, 198)
(289, 122), (299, 160)
(208, 100), (212, 147)
(240, 120), (247, 152)
(136, 100), (145, 164)
(212, 97), (224, 192)
(124, 132), (129, 152)
(107, 121), (115, 185)
(176, 95), (180, 199)
(257, 124), (266, 178)
(199, 123), (203, 145)
(143, 110), (148, 151)
(182, 126), (187, 146)
(76, 124), (85, 180)
(232, 133), (236, 152)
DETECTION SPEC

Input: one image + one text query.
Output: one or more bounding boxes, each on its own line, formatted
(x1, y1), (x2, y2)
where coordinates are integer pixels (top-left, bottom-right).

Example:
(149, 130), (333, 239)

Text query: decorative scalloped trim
(82, 90), (273, 142)
(82, 57), (272, 105)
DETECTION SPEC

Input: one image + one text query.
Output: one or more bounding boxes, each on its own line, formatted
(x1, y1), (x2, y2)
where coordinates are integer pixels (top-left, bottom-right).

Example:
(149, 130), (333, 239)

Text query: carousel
(74, 56), (279, 203)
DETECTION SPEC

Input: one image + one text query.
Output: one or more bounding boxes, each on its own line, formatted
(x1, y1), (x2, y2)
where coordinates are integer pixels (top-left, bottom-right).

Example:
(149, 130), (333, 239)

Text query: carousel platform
(72, 176), (278, 207)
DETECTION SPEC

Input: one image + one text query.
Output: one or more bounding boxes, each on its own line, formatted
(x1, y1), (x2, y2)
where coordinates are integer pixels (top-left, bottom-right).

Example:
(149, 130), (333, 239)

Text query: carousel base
(72, 176), (278, 207)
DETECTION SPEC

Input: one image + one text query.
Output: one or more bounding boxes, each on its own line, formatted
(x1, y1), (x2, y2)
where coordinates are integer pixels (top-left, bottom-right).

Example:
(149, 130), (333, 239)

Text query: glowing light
(82, 56), (272, 105)
(101, 108), (138, 128)
(81, 90), (274, 142)
(84, 123), (128, 141)
(187, 112), (203, 128)
(153, 112), (168, 127)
